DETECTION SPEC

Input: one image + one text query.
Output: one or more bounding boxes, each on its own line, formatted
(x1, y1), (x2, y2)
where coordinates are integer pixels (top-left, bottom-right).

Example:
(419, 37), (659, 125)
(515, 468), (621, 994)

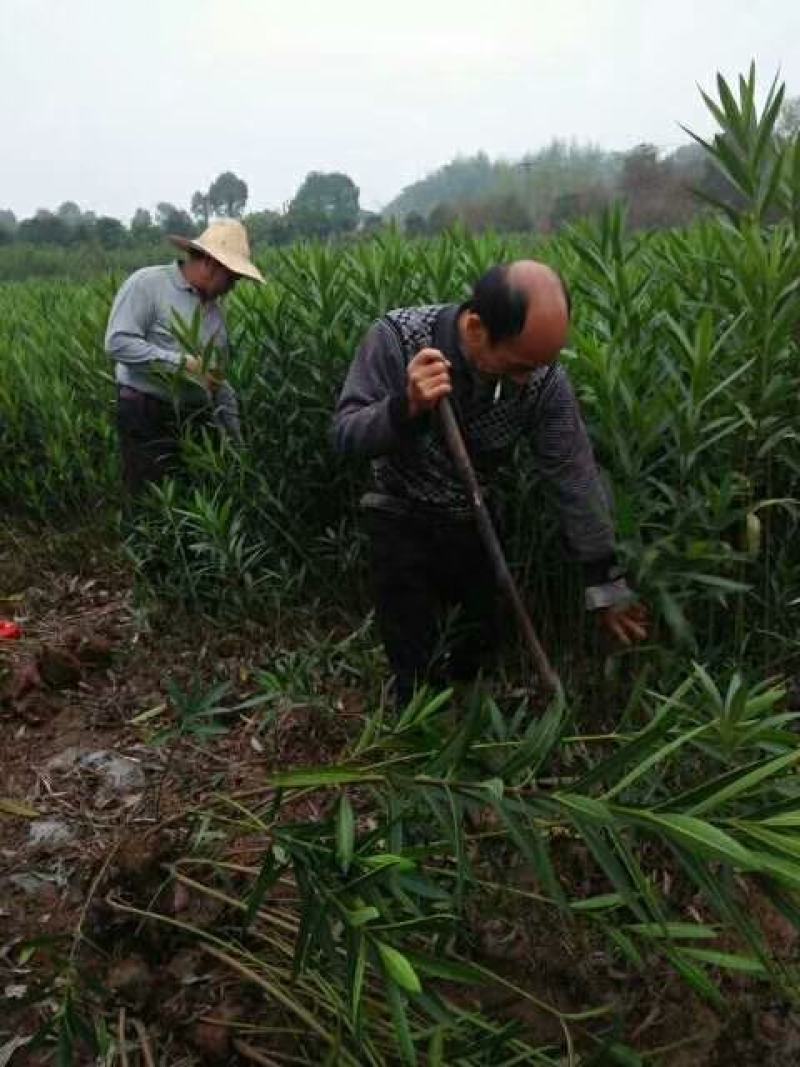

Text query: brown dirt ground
(2, 537), (799, 1065)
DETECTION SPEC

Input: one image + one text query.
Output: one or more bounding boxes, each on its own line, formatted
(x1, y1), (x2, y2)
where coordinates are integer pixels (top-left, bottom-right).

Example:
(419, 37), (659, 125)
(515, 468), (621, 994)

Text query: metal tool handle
(438, 396), (561, 694)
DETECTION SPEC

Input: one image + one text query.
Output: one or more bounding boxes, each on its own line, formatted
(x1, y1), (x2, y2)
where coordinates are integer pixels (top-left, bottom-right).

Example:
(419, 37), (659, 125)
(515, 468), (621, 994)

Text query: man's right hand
(183, 354), (203, 377)
(406, 348), (452, 417)
(183, 355), (224, 392)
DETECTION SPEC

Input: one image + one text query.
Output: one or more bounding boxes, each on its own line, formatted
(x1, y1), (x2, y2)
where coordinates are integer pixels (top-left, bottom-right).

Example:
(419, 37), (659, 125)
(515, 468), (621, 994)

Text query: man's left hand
(598, 601), (649, 646)
(206, 367), (225, 393)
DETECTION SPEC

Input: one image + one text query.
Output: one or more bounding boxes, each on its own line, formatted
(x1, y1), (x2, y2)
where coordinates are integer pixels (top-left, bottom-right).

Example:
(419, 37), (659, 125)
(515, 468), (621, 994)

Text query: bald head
(458, 260), (571, 379)
(507, 260), (570, 359)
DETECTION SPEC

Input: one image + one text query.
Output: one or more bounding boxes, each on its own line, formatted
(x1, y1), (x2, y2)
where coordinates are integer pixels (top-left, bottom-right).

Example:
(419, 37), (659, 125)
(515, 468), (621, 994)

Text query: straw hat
(169, 220), (265, 284)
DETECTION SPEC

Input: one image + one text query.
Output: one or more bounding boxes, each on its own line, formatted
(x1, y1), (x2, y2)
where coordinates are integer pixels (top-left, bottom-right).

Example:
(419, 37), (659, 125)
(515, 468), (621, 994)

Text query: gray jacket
(333, 304), (631, 609)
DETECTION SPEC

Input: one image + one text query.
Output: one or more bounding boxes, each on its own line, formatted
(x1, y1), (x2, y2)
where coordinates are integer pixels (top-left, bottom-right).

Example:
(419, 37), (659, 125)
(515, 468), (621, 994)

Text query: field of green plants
(2, 70), (800, 1064)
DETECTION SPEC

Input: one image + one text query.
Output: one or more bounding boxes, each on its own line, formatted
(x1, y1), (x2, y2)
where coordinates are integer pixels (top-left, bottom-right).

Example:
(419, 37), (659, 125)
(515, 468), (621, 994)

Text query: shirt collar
(171, 260), (197, 293)
(434, 304), (465, 363)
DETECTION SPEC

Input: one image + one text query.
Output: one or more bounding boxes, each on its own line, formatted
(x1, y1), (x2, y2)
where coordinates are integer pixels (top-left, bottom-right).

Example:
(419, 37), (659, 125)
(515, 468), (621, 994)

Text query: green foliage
(207, 170), (249, 218)
(289, 171), (361, 236)
(4, 64), (800, 1063)
(152, 676), (235, 744)
(384, 139), (704, 233)
(2, 70), (799, 669)
(142, 670), (800, 1062)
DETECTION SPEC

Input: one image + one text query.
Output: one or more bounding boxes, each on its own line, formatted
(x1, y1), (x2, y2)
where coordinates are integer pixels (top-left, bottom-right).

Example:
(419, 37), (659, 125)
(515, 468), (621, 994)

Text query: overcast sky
(2, 0), (797, 221)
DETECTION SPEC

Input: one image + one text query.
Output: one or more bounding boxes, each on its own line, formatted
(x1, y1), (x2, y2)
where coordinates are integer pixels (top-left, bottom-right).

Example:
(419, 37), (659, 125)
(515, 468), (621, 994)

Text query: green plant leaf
(337, 794), (355, 874)
(376, 941), (422, 995)
(633, 812), (756, 869)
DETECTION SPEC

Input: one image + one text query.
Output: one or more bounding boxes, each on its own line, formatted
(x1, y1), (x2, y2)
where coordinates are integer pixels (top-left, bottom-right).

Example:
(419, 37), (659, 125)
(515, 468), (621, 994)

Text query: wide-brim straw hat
(169, 220), (265, 284)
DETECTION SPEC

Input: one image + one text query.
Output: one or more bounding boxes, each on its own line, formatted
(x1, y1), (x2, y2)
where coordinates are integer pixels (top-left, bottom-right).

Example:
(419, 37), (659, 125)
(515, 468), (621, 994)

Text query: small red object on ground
(0, 620), (22, 640)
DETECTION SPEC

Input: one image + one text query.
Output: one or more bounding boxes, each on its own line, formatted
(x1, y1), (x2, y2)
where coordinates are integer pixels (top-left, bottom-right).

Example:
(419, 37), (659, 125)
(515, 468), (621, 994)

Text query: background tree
(18, 210), (71, 245)
(0, 209), (17, 245)
(460, 193), (531, 233)
(359, 210), (383, 236)
(427, 202), (458, 233)
(618, 144), (695, 229)
(130, 208), (152, 232)
(156, 202), (195, 236)
(244, 209), (287, 247)
(129, 208), (160, 243)
(94, 216), (126, 249)
(207, 171), (248, 218)
(403, 211), (427, 238)
(288, 171), (360, 236)
(190, 190), (211, 227)
(56, 201), (84, 230)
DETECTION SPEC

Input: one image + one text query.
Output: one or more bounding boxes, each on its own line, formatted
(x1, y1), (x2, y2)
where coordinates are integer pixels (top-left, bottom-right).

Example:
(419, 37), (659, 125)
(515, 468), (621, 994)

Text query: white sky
(2, 0), (797, 220)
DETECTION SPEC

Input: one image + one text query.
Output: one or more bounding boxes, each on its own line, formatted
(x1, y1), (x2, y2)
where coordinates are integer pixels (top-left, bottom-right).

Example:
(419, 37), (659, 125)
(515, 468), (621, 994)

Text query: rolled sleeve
(585, 577), (635, 611)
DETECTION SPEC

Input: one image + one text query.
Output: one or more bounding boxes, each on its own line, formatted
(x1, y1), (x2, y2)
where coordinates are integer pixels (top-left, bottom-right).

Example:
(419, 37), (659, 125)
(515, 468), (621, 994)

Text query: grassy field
(1, 69), (800, 1065)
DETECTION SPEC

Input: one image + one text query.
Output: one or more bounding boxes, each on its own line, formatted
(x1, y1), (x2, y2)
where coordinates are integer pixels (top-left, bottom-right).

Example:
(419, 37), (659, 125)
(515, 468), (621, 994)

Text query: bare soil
(2, 533), (799, 1065)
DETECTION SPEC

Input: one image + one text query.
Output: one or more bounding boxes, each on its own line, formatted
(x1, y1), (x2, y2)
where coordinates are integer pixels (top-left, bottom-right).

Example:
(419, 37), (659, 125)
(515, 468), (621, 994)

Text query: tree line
(2, 94), (796, 255)
(0, 170), (370, 251)
(389, 95), (799, 235)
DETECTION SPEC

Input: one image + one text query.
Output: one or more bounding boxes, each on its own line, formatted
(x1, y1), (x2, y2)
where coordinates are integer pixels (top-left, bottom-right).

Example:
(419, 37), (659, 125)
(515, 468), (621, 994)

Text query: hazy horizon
(2, 0), (797, 221)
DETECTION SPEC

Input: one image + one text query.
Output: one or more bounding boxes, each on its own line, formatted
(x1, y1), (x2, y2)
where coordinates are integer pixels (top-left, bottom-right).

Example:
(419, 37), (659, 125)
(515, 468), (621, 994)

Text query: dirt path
(0, 549), (362, 1064)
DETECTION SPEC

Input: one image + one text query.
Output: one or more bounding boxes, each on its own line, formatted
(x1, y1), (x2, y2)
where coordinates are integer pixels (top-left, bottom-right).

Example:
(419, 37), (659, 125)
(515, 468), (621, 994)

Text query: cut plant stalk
(438, 395), (562, 695)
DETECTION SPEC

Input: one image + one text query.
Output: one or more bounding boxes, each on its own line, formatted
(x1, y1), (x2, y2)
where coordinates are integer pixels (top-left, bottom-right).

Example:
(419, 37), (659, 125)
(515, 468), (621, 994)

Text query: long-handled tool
(438, 396), (562, 695)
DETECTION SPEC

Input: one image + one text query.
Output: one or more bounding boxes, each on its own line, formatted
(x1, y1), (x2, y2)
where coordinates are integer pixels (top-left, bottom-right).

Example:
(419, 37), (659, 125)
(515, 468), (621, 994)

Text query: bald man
(333, 261), (647, 704)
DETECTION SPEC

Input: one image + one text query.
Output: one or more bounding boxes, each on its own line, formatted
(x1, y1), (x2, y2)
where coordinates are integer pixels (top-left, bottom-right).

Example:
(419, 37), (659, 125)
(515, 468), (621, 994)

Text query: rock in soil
(191, 1020), (232, 1061)
(74, 633), (115, 667)
(27, 819), (75, 851)
(190, 1001), (242, 1062)
(47, 747), (146, 800)
(4, 660), (42, 702)
(81, 750), (146, 795)
(106, 956), (153, 1007)
(6, 872), (62, 900)
(37, 644), (82, 689)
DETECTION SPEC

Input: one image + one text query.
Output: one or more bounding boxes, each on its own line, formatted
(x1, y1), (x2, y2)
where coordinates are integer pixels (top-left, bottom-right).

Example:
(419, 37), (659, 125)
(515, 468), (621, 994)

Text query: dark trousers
(116, 387), (214, 497)
(116, 387), (181, 496)
(365, 507), (500, 705)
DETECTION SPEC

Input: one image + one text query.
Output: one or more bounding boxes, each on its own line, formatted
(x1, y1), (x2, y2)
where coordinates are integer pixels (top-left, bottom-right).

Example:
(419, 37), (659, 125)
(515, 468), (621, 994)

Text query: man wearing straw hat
(105, 219), (264, 495)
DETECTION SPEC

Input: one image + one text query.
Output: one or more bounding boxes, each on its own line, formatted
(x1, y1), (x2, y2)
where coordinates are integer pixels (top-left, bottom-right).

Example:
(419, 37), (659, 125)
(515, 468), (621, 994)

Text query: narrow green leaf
(689, 749), (800, 816)
(569, 893), (624, 913)
(266, 767), (383, 788)
(336, 794), (355, 874)
(602, 723), (708, 801)
(682, 947), (768, 975)
(428, 1026), (445, 1067)
(634, 812), (756, 869)
(554, 793), (615, 823)
(664, 947), (725, 1008)
(404, 950), (486, 985)
(383, 977), (417, 1066)
(376, 941), (422, 994)
(360, 853), (416, 872)
(350, 935), (366, 1023)
(625, 922), (719, 941)
(751, 851), (800, 891)
(344, 906), (380, 927)
(243, 849), (280, 930)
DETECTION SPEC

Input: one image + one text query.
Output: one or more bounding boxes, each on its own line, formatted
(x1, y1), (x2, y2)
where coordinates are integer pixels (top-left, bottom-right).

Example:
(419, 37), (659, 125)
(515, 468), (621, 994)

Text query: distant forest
(0, 95), (797, 281)
(386, 141), (715, 233)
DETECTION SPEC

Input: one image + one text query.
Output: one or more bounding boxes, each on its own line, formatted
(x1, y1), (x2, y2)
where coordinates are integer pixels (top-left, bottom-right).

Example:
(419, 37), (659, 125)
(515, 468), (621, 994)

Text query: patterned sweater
(333, 304), (631, 607)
